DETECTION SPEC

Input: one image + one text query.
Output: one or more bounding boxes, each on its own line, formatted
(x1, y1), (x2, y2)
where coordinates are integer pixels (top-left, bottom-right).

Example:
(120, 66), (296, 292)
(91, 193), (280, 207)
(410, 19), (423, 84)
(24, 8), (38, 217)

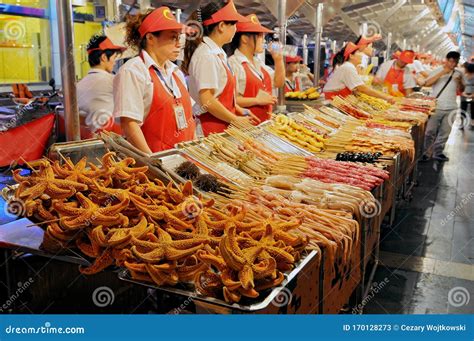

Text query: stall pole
(386, 32), (392, 60)
(302, 34), (308, 65)
(56, 0), (80, 141)
(313, 3), (323, 87)
(276, 0), (287, 113)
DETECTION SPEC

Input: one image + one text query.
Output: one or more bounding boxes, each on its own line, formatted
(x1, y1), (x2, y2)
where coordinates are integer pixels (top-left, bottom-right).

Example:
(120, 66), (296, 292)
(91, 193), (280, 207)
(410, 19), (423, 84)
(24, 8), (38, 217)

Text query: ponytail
(181, 0), (229, 75)
(124, 9), (153, 51)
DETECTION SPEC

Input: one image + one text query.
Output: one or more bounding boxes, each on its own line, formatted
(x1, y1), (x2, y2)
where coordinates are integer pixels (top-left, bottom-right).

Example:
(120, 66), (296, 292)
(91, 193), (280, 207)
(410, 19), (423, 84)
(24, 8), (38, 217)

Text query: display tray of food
(256, 120), (314, 156)
(118, 249), (320, 313)
(151, 149), (232, 196)
(176, 139), (255, 186)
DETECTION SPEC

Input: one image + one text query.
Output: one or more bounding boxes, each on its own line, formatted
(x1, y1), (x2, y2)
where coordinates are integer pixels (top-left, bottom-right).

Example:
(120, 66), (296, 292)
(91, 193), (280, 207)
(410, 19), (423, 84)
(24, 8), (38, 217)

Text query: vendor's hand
(256, 91), (277, 105)
(231, 115), (254, 128)
(387, 97), (397, 105)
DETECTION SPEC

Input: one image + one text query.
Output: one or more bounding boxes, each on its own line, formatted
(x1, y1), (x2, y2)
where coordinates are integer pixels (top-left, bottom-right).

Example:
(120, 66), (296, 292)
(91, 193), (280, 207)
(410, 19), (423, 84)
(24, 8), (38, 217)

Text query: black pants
(460, 97), (474, 120)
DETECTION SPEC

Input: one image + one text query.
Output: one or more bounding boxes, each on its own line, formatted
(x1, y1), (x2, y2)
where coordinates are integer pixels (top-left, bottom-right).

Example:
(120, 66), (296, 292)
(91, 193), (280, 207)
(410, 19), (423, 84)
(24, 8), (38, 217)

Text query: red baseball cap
(399, 50), (415, 64)
(87, 37), (126, 54)
(344, 42), (360, 60)
(357, 34), (382, 47)
(237, 14), (273, 33)
(138, 7), (185, 38)
(202, 0), (248, 26)
(286, 55), (303, 63)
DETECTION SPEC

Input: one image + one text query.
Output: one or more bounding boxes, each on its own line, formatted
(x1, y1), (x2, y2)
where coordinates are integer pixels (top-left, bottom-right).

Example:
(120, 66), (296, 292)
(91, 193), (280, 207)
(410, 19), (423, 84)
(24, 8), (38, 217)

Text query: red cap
(87, 37), (126, 54)
(202, 0), (248, 26)
(357, 34), (382, 47)
(236, 14), (273, 33)
(399, 50), (415, 64)
(343, 42), (360, 60)
(138, 7), (184, 38)
(286, 55), (303, 63)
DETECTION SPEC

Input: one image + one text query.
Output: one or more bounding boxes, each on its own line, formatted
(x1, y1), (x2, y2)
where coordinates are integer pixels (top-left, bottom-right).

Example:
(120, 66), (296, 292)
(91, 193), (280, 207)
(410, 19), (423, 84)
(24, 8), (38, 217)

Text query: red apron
(324, 87), (352, 100)
(199, 57), (237, 136)
(242, 62), (272, 122)
(284, 77), (301, 93)
(385, 64), (406, 96)
(141, 65), (195, 152)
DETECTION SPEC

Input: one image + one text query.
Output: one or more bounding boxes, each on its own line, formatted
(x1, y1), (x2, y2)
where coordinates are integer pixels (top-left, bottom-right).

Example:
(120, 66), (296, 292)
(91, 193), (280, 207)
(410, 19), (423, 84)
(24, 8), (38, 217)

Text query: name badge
(174, 104), (188, 131)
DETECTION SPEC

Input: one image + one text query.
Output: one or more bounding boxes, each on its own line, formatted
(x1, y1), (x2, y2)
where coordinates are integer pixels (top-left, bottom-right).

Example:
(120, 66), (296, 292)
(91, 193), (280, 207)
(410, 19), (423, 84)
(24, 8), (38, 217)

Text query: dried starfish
(176, 255), (208, 282)
(145, 263), (179, 286)
(167, 214), (221, 246)
(54, 192), (129, 230)
(239, 223), (295, 266)
(52, 157), (103, 186)
(101, 152), (148, 180)
(13, 166), (87, 201)
(130, 227), (207, 262)
(79, 249), (114, 274)
(105, 215), (154, 247)
(205, 204), (262, 231)
(219, 224), (276, 290)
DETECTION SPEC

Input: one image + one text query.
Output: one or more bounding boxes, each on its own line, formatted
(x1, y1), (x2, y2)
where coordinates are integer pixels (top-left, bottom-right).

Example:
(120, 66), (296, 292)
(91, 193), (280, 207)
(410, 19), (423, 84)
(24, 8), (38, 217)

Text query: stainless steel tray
(258, 121), (314, 156)
(118, 250), (318, 312)
(48, 139), (108, 165)
(175, 140), (253, 187)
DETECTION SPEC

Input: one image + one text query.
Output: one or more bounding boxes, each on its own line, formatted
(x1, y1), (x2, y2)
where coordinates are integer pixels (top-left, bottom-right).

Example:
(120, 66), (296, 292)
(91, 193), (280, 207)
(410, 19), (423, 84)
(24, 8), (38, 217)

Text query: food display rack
(285, 98), (324, 113)
(119, 250), (321, 314)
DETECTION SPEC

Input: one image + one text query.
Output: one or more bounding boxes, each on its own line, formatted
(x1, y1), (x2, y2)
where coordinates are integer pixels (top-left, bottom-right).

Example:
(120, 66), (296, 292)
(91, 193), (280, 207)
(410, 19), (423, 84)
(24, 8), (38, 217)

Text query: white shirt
(408, 60), (425, 74)
(228, 49), (275, 95)
(323, 62), (364, 92)
(76, 69), (114, 132)
(113, 50), (188, 125)
(188, 37), (232, 115)
(429, 66), (463, 110)
(376, 60), (416, 90)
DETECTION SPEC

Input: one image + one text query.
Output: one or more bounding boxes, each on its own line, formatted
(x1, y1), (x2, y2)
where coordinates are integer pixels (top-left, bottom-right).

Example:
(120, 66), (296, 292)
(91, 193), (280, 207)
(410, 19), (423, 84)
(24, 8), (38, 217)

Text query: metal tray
(118, 250), (318, 313)
(149, 149), (233, 196)
(48, 138), (108, 165)
(175, 140), (253, 187)
(252, 121), (313, 156)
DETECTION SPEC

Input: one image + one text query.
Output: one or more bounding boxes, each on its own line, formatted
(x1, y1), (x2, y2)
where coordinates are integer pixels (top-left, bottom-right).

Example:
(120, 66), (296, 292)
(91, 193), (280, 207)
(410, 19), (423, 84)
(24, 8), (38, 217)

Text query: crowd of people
(75, 0), (474, 161)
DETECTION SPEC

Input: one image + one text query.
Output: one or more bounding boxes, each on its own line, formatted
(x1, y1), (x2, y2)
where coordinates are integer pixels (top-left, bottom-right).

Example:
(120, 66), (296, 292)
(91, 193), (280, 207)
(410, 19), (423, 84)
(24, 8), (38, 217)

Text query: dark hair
(332, 44), (352, 69)
(229, 32), (258, 55)
(464, 62), (474, 74)
(87, 35), (120, 67)
(354, 35), (362, 45)
(182, 0), (234, 74)
(124, 9), (161, 51)
(446, 51), (460, 62)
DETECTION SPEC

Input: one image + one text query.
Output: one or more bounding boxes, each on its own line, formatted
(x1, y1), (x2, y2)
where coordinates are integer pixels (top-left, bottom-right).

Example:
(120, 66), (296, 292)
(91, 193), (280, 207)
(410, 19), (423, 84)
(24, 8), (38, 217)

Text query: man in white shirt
(422, 51), (465, 162)
(76, 36), (125, 137)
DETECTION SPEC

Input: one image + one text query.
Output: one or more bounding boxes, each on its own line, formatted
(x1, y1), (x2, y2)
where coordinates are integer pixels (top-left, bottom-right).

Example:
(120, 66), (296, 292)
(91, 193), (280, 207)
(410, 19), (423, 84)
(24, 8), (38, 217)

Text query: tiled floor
(365, 126), (474, 314)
